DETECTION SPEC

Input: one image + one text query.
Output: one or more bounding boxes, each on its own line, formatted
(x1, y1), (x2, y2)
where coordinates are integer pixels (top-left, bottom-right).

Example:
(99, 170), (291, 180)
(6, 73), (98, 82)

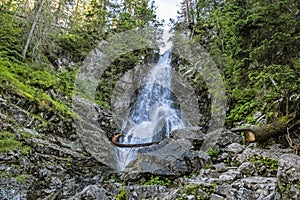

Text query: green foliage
(115, 187), (127, 200)
(48, 31), (95, 65)
(95, 50), (156, 109)
(241, 132), (246, 146)
(0, 138), (22, 153)
(0, 131), (31, 153)
(249, 156), (278, 170)
(203, 164), (213, 169)
(280, 183), (292, 193)
(16, 174), (31, 183)
(0, 12), (23, 60)
(206, 148), (219, 162)
(184, 169), (201, 178)
(0, 56), (74, 116)
(143, 175), (172, 187)
(116, 0), (160, 31)
(180, 182), (216, 198)
(181, 0), (300, 126)
(223, 0), (300, 125)
(0, 0), (162, 114)
(66, 156), (73, 167)
(105, 173), (124, 184)
(223, 152), (231, 164)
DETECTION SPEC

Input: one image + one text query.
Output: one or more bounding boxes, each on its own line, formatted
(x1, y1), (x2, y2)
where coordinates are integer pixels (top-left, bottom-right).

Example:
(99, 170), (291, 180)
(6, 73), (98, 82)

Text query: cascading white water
(116, 50), (184, 170)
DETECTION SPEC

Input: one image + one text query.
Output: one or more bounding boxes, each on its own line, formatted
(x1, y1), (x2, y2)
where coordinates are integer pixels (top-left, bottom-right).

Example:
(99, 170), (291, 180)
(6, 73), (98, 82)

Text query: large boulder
(277, 154), (300, 200)
(122, 127), (211, 176)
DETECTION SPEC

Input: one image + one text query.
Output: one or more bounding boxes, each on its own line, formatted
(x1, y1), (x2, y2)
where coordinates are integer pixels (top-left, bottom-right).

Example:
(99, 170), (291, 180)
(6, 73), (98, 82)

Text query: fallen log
(111, 133), (160, 148)
(231, 113), (298, 142)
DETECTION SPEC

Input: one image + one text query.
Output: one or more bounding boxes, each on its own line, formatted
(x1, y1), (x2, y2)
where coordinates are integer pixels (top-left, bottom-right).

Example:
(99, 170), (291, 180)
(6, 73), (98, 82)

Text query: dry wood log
(231, 113), (298, 142)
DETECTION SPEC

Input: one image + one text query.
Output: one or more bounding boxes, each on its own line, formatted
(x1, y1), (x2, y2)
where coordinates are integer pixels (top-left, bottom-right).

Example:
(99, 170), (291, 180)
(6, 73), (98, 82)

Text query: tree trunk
(231, 113), (298, 142)
(22, 0), (45, 60)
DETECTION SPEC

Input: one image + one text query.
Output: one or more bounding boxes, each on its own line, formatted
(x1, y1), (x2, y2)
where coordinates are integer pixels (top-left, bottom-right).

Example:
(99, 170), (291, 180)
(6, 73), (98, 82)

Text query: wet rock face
(74, 100), (213, 175)
(72, 96), (118, 169)
(122, 127), (211, 176)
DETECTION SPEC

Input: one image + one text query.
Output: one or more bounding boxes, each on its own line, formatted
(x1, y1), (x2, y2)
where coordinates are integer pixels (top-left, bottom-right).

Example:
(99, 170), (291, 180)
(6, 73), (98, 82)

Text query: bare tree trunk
(22, 0), (45, 60)
(231, 113), (299, 142)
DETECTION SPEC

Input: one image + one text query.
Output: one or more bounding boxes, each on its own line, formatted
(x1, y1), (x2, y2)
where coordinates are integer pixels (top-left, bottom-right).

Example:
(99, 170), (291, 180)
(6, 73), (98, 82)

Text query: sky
(155, 0), (181, 25)
(154, 0), (182, 53)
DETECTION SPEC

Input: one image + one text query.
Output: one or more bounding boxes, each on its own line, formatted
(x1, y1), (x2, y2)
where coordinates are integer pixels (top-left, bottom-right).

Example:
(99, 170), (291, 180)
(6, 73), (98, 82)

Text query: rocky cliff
(1, 86), (299, 199)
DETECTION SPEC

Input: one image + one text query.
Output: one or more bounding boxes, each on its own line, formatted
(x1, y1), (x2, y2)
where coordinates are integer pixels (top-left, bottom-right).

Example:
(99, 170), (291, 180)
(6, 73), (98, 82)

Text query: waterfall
(116, 50), (184, 170)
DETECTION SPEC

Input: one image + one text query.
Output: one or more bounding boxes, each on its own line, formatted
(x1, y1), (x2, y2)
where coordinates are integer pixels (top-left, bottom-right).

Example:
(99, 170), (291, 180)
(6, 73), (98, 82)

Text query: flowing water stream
(116, 50), (184, 170)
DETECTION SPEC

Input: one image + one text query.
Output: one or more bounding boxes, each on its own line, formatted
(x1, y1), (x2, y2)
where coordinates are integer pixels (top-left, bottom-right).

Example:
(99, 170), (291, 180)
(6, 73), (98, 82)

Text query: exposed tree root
(111, 133), (159, 148)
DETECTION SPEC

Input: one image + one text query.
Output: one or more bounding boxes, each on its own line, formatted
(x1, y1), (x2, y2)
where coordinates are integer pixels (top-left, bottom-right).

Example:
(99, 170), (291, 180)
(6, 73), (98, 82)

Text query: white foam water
(116, 50), (184, 171)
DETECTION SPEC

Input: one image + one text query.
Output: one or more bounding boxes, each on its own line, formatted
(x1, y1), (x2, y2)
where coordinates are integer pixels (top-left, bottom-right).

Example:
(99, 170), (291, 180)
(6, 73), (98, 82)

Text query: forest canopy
(0, 0), (299, 147)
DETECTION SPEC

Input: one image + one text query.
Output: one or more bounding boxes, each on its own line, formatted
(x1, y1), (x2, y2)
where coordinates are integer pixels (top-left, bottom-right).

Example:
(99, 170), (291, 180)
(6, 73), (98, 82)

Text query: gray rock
(72, 97), (118, 169)
(231, 177), (281, 200)
(171, 127), (206, 150)
(201, 129), (241, 152)
(69, 185), (109, 200)
(281, 184), (300, 200)
(187, 195), (196, 200)
(226, 143), (244, 154)
(121, 130), (212, 176)
(220, 153), (229, 160)
(235, 143), (293, 164)
(210, 193), (225, 200)
(217, 170), (241, 184)
(277, 154), (300, 200)
(186, 150), (212, 171)
(172, 127), (205, 140)
(125, 185), (168, 199)
(218, 184), (255, 200)
(124, 138), (193, 175)
(23, 128), (39, 135)
(218, 174), (235, 183)
(277, 153), (300, 184)
(238, 162), (256, 175)
(50, 177), (62, 190)
(214, 163), (228, 172)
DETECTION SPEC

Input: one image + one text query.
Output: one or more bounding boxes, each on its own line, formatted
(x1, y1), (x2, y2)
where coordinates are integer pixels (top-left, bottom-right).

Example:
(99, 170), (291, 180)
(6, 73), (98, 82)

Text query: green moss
(115, 187), (127, 200)
(249, 156), (278, 170)
(280, 183), (291, 193)
(0, 171), (13, 179)
(201, 182), (216, 196)
(20, 131), (34, 140)
(184, 169), (201, 178)
(0, 139), (22, 153)
(206, 148), (219, 162)
(16, 174), (31, 183)
(0, 131), (21, 153)
(203, 164), (213, 169)
(180, 182), (216, 198)
(66, 156), (73, 167)
(0, 131), (31, 154)
(143, 175), (172, 187)
(0, 57), (74, 117)
(232, 160), (242, 167)
(106, 174), (122, 183)
(21, 146), (32, 155)
(223, 152), (232, 164)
